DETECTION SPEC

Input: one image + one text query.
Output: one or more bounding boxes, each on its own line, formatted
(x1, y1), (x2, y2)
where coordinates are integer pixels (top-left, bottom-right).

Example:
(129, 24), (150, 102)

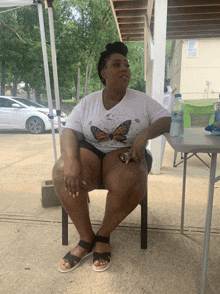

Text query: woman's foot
(93, 236), (111, 272)
(59, 236), (95, 272)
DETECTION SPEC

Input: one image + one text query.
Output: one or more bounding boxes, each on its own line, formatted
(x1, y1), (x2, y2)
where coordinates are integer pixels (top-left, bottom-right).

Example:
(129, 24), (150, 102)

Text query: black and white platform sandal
(59, 235), (96, 273)
(93, 236), (111, 272)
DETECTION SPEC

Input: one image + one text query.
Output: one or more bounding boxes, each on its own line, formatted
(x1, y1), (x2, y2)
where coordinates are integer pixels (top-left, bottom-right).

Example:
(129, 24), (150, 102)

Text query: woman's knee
(104, 167), (146, 192)
(52, 157), (64, 183)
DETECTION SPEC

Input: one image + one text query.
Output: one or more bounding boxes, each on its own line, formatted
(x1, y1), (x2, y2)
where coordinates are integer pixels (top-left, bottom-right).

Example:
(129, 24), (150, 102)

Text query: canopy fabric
(0, 0), (33, 7)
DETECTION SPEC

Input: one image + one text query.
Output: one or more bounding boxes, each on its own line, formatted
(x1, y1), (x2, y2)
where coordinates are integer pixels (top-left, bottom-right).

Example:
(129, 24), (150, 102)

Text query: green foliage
(0, 4), (49, 96)
(0, 0), (148, 100)
(166, 40), (172, 61)
(126, 41), (145, 92)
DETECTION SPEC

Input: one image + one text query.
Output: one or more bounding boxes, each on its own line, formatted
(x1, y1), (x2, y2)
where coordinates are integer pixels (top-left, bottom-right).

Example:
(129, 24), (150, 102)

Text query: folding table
(163, 128), (220, 294)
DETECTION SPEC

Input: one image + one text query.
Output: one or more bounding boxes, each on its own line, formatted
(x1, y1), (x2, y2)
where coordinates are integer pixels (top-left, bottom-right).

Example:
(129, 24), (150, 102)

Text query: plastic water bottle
(212, 95), (220, 136)
(170, 94), (185, 137)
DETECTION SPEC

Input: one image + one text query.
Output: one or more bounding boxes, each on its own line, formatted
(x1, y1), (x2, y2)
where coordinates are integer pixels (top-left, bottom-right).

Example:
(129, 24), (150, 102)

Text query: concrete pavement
(0, 129), (220, 294)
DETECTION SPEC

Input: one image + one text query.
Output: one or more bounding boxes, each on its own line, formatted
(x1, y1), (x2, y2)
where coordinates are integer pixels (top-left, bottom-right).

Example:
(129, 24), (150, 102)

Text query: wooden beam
(116, 9), (147, 17)
(167, 30), (220, 36)
(165, 14), (220, 22)
(118, 17), (145, 24)
(167, 34), (220, 40)
(119, 23), (144, 29)
(121, 33), (144, 38)
(120, 29), (144, 34)
(167, 26), (220, 33)
(144, 16), (154, 61)
(165, 20), (220, 28)
(122, 37), (144, 42)
(149, 0), (168, 174)
(167, 6), (220, 16)
(151, 7), (220, 19)
(109, 0), (122, 41)
(167, 0), (220, 8)
(114, 0), (147, 10)
(147, 0), (155, 26)
(167, 32), (220, 38)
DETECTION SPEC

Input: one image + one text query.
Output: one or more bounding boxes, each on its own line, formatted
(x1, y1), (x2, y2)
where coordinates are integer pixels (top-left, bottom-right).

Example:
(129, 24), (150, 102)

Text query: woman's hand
(126, 132), (148, 164)
(63, 158), (87, 198)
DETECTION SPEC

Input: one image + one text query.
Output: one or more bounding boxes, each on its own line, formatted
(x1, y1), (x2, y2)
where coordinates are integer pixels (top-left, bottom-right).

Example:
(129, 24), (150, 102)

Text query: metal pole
(76, 62), (81, 104)
(200, 153), (217, 294)
(48, 7), (62, 140)
(37, 3), (57, 162)
(181, 152), (187, 234)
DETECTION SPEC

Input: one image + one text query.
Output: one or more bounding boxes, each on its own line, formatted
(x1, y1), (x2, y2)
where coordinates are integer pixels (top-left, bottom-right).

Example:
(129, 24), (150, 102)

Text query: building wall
(166, 40), (182, 94)
(180, 38), (220, 100)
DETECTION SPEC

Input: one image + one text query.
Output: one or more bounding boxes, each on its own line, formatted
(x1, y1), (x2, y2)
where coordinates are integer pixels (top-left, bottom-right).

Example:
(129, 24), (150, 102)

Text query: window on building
(187, 40), (198, 57)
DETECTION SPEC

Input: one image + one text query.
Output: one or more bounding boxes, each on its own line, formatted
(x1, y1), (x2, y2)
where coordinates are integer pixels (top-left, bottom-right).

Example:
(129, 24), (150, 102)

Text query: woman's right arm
(60, 128), (85, 197)
(60, 128), (83, 160)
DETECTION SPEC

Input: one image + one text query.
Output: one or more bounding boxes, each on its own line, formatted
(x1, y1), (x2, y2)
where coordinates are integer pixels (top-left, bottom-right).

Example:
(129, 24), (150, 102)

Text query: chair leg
(62, 206), (68, 245)
(141, 190), (147, 249)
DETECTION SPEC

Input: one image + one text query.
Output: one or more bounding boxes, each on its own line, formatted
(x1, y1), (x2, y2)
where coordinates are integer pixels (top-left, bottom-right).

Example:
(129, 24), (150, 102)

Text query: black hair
(97, 42), (128, 86)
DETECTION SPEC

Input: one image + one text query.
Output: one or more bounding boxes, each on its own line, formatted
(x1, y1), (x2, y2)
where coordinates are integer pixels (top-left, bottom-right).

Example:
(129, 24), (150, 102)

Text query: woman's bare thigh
(102, 147), (148, 192)
(53, 147), (102, 191)
(79, 148), (102, 190)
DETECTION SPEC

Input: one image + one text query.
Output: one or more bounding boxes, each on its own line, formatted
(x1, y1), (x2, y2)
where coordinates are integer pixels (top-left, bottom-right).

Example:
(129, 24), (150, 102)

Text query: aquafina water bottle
(170, 94), (185, 137)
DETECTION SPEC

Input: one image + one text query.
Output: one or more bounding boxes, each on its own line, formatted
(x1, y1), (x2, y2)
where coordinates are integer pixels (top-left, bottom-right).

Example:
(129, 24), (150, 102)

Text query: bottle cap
(175, 94), (181, 98)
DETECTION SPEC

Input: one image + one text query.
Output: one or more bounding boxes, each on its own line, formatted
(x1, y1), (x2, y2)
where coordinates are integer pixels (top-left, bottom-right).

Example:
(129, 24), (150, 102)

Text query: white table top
(163, 127), (220, 153)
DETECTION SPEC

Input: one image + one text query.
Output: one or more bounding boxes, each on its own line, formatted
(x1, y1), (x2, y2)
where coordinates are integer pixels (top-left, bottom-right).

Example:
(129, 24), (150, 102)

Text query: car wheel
(26, 116), (45, 134)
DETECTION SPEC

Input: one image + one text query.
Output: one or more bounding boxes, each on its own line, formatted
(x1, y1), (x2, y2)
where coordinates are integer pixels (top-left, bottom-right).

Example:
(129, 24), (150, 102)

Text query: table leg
(181, 153), (187, 234)
(201, 153), (217, 294)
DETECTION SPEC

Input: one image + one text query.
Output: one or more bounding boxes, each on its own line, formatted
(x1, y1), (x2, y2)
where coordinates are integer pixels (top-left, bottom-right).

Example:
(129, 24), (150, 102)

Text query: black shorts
(78, 139), (152, 174)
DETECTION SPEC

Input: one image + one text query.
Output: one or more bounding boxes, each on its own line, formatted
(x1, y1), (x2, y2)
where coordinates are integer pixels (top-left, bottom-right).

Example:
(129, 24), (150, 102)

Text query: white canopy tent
(0, 0), (33, 6)
(0, 0), (61, 161)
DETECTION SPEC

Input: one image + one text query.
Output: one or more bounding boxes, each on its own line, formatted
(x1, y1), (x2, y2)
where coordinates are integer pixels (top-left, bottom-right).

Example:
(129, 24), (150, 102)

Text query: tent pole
(37, 3), (57, 162)
(48, 7), (62, 139)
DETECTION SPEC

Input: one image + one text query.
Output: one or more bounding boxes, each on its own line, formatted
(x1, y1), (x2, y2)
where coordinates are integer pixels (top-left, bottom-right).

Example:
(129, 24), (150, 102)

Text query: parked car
(0, 96), (67, 134)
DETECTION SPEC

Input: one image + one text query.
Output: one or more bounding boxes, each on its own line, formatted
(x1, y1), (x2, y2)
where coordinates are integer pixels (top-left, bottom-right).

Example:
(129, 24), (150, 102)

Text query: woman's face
(101, 53), (131, 90)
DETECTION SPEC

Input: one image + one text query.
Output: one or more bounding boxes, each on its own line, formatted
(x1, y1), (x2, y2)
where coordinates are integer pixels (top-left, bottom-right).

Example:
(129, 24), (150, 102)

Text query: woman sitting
(52, 42), (171, 273)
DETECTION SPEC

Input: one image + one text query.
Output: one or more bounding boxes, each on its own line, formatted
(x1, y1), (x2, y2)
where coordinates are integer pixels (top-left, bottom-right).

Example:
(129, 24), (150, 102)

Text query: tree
(0, 0), (148, 103)
(54, 0), (119, 99)
(126, 42), (145, 92)
(0, 5), (48, 101)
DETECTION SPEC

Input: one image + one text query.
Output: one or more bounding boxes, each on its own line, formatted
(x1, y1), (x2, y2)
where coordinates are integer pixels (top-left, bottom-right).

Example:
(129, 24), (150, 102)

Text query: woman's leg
(52, 148), (101, 270)
(93, 147), (148, 270)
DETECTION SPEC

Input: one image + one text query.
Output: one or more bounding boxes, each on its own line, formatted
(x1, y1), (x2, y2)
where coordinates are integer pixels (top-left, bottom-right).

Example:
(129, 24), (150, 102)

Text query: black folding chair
(61, 185), (148, 249)
(61, 151), (153, 249)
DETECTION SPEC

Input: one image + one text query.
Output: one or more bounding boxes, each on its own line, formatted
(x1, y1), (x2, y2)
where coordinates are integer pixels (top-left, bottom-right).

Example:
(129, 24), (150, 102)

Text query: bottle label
(170, 110), (184, 137)
(171, 110), (184, 123)
(214, 111), (220, 123)
(213, 111), (220, 132)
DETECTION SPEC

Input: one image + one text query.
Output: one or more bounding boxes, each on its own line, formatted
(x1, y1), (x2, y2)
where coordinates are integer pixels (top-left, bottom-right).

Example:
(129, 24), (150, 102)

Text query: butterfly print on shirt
(90, 120), (131, 143)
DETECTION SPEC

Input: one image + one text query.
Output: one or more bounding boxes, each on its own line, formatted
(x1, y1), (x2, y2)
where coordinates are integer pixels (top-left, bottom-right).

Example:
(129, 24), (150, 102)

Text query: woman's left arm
(126, 116), (171, 164)
(141, 116), (171, 141)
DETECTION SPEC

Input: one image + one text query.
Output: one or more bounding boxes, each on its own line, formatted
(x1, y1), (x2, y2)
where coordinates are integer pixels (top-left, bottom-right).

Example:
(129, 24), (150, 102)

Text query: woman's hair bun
(105, 42), (128, 56)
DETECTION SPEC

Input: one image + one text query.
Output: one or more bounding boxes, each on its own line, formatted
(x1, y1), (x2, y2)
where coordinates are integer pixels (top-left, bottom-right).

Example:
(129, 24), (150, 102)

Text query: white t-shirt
(64, 88), (171, 153)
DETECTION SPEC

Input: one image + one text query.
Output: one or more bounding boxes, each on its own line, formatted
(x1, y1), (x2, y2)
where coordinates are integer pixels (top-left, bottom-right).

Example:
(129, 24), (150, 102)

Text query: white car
(0, 96), (67, 134)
